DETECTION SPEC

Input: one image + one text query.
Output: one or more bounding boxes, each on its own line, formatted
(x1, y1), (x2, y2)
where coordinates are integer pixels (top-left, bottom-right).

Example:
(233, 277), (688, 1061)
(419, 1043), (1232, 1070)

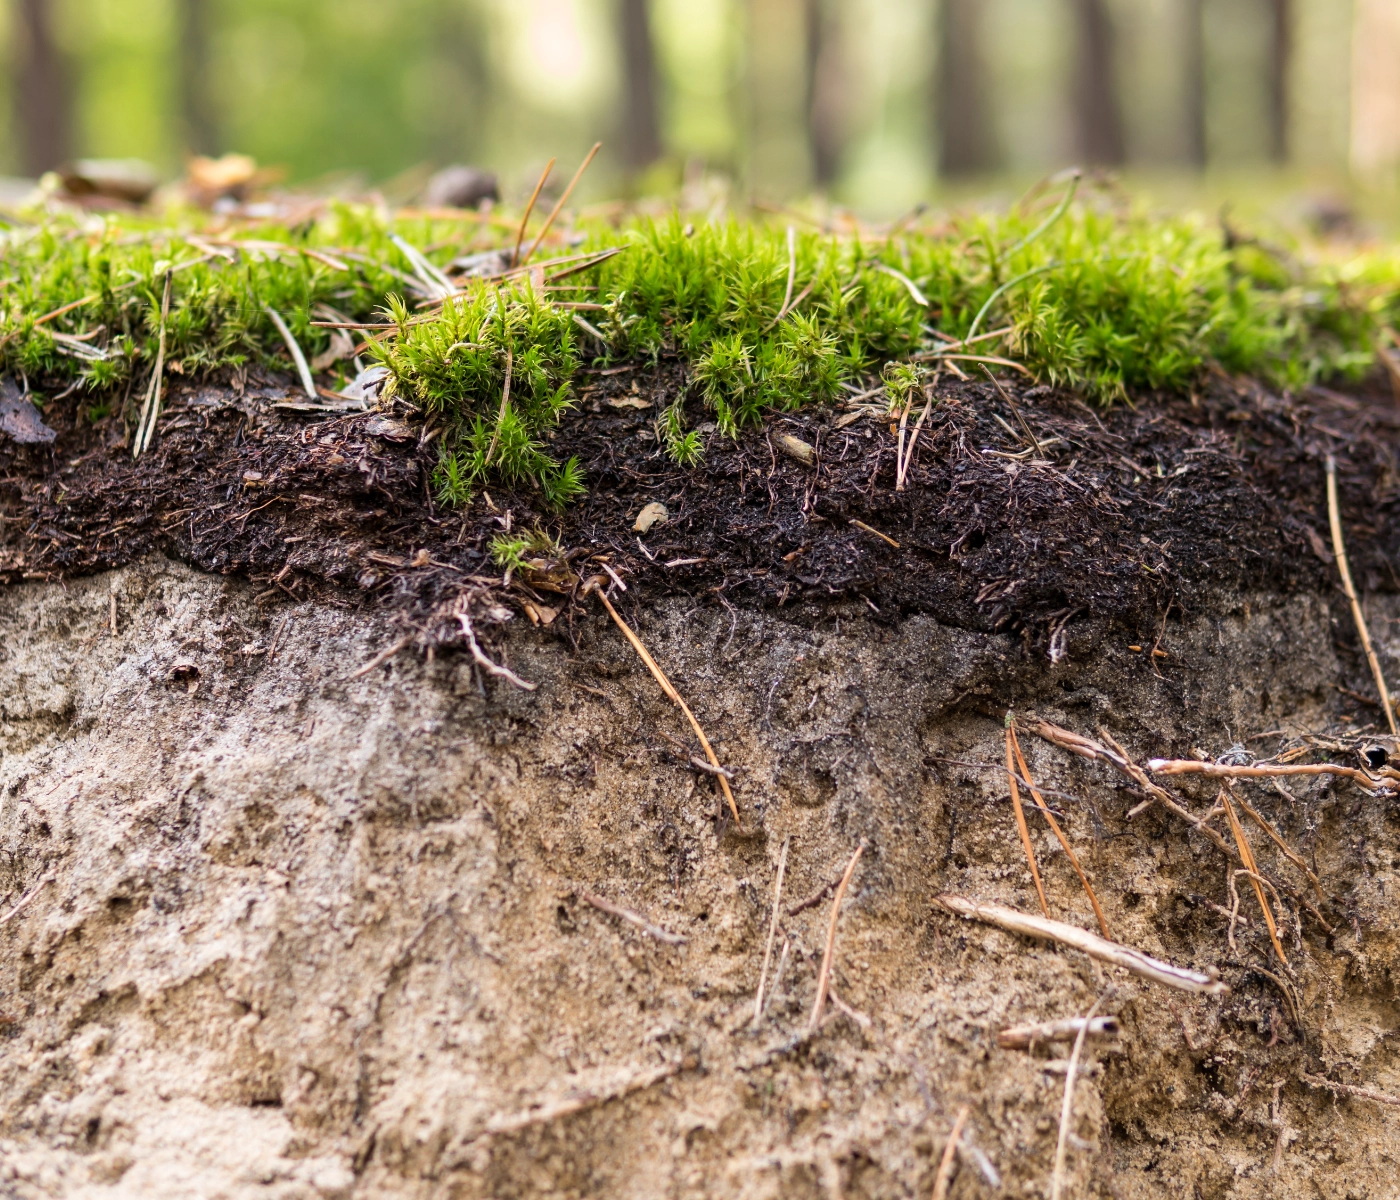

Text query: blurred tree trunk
(1182, 0), (1206, 167)
(936, 0), (997, 176)
(618, 0), (662, 172)
(1265, 0), (1290, 162)
(12, 0), (71, 175)
(1070, 0), (1124, 165)
(179, 0), (219, 156)
(805, 0), (844, 187)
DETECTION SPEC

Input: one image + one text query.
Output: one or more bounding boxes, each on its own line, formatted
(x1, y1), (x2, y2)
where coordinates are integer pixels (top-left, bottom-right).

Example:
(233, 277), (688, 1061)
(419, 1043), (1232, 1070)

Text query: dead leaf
(0, 379), (56, 444)
(606, 396), (652, 410)
(311, 329), (355, 372)
(363, 417), (414, 442)
(633, 502), (669, 533)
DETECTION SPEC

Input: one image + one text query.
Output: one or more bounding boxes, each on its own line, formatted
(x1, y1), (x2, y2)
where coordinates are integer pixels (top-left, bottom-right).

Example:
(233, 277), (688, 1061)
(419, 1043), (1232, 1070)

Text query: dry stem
(133, 270), (173, 459)
(753, 835), (790, 1025)
(1006, 726), (1050, 918)
(808, 842), (866, 1030)
(511, 158), (555, 267)
(576, 889), (686, 945)
(936, 894), (1227, 994)
(1220, 789), (1287, 964)
(523, 142), (602, 266)
(1010, 723), (1111, 938)
(1327, 455), (1397, 734)
(594, 589), (739, 826)
(931, 1105), (970, 1200)
(1051, 992), (1110, 1200)
(998, 1016), (1120, 1050)
(1147, 758), (1381, 791)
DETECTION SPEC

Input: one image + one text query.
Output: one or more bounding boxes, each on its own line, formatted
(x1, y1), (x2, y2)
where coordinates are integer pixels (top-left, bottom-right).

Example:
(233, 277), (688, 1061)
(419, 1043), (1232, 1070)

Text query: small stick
(576, 889), (686, 945)
(511, 158), (556, 267)
(1328, 455), (1397, 734)
(1010, 722), (1111, 938)
(456, 608), (536, 691)
(753, 835), (791, 1024)
(522, 143), (602, 267)
(936, 894), (1227, 994)
(1051, 992), (1110, 1200)
(264, 305), (318, 400)
(594, 589), (739, 826)
(481, 347), (513, 470)
(1147, 759), (1381, 790)
(931, 1105), (970, 1200)
(849, 519), (900, 548)
(133, 270), (173, 459)
(1301, 1072), (1400, 1108)
(998, 1016), (1119, 1050)
(1220, 789), (1287, 964)
(348, 633), (412, 680)
(808, 842), (866, 1030)
(1006, 725), (1050, 918)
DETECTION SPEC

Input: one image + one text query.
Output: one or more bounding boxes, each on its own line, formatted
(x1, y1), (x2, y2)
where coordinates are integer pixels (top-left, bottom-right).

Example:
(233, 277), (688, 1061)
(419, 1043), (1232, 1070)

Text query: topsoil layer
(1, 366), (1399, 1200)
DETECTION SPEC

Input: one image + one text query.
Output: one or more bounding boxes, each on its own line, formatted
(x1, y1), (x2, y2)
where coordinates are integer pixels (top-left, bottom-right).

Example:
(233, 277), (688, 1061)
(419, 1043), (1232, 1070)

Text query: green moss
(2, 189), (1397, 503)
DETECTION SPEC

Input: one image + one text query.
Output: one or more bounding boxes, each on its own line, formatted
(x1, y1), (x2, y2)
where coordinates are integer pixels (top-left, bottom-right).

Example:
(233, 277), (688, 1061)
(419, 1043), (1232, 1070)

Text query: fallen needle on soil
(753, 835), (790, 1025)
(809, 841), (866, 1030)
(1051, 991), (1111, 1200)
(931, 1105), (970, 1200)
(576, 889), (686, 945)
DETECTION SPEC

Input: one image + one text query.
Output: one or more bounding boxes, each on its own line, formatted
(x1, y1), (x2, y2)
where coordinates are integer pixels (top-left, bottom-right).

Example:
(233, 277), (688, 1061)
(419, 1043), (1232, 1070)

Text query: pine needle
(511, 158), (556, 268)
(1006, 723), (1050, 918)
(522, 142), (602, 267)
(809, 842), (865, 1030)
(1220, 787), (1288, 964)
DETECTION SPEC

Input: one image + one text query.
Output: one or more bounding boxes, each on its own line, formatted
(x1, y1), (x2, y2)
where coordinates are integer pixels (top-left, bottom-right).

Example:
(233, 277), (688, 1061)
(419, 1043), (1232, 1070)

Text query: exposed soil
(1, 367), (1400, 1199)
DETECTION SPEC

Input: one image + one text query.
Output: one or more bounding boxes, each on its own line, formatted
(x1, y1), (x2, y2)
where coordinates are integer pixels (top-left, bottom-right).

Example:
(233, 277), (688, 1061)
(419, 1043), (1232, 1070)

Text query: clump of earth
(1, 367), (1398, 1198)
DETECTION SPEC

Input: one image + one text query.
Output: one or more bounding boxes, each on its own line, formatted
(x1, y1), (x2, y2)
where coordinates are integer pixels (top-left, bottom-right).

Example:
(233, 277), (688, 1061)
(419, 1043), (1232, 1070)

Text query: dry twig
(1051, 992), (1111, 1200)
(522, 143), (602, 267)
(753, 835), (790, 1025)
(809, 842), (866, 1030)
(1006, 725), (1050, 918)
(1147, 758), (1382, 791)
(936, 894), (1227, 994)
(577, 889), (686, 945)
(1010, 722), (1111, 938)
(593, 588), (739, 826)
(1327, 455), (1397, 734)
(931, 1105), (970, 1200)
(998, 1016), (1119, 1050)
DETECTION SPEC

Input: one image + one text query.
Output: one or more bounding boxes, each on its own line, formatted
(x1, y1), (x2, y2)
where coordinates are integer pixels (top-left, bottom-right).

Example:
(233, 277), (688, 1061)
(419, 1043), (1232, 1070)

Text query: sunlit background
(0, 0), (1396, 218)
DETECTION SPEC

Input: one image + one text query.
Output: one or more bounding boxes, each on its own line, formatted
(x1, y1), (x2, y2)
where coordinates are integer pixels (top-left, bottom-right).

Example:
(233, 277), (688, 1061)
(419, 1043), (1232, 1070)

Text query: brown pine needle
(809, 841), (865, 1030)
(1010, 723), (1111, 939)
(523, 142), (602, 268)
(1327, 455), (1397, 734)
(1220, 787), (1287, 964)
(594, 589), (739, 827)
(1051, 992), (1110, 1200)
(1006, 724), (1050, 918)
(1232, 787), (1326, 904)
(931, 1104), (970, 1200)
(753, 834), (790, 1025)
(511, 157), (556, 267)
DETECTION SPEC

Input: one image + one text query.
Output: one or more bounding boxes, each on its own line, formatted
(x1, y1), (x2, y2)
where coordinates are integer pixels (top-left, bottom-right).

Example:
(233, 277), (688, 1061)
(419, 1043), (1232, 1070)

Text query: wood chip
(633, 502), (668, 533)
(775, 434), (816, 465)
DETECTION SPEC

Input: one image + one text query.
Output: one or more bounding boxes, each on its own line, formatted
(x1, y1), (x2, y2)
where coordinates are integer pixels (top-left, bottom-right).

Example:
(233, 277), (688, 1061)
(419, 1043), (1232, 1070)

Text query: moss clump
(1, 188), (1397, 504)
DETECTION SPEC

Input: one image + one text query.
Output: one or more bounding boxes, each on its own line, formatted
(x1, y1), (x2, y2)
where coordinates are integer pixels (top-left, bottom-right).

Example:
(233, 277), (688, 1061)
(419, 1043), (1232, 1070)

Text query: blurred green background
(1, 0), (1395, 217)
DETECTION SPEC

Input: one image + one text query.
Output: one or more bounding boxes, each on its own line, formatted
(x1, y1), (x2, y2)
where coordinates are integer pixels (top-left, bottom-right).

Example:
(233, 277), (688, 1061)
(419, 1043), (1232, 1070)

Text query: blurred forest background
(1, 0), (1397, 217)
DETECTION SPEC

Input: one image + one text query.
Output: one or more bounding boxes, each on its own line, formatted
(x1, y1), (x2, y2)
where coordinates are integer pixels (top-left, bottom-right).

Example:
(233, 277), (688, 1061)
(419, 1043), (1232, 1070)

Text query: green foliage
(489, 526), (564, 573)
(4, 192), (1400, 503)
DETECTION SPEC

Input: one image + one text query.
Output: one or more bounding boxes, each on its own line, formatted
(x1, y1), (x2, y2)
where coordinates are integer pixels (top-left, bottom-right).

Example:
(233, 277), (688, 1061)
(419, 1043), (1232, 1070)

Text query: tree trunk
(936, 0), (997, 177)
(1070, 0), (1124, 165)
(1182, 0), (1206, 167)
(178, 0), (218, 156)
(12, 0), (71, 175)
(805, 0), (844, 188)
(1265, 0), (1290, 162)
(618, 0), (662, 172)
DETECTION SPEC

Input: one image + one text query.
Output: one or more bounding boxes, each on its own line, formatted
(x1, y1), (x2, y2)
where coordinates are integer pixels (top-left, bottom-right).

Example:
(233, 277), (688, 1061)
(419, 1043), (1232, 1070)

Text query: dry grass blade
(133, 270), (173, 459)
(1220, 788), (1287, 964)
(1010, 723), (1111, 938)
(753, 835), (790, 1025)
(264, 305), (317, 400)
(594, 589), (739, 826)
(481, 347), (513, 470)
(808, 842), (866, 1030)
(522, 142), (602, 267)
(931, 1104), (970, 1200)
(1328, 455), (1397, 734)
(1051, 992), (1110, 1200)
(936, 894), (1227, 994)
(1006, 725), (1050, 918)
(511, 157), (556, 267)
(576, 889), (686, 945)
(779, 226), (797, 319)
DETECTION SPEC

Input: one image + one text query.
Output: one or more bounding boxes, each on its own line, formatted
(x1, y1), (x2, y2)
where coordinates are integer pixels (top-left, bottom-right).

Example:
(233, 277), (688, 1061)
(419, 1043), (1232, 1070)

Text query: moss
(1, 188), (1396, 503)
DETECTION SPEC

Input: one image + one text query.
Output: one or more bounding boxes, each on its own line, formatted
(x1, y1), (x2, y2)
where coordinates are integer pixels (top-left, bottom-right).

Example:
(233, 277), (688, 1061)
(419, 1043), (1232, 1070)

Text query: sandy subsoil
(1, 372), (1399, 1197)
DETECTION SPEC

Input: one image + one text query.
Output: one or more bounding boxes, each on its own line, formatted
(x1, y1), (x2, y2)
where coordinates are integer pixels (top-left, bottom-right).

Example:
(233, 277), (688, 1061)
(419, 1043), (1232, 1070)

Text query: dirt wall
(1, 558), (1397, 1198)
